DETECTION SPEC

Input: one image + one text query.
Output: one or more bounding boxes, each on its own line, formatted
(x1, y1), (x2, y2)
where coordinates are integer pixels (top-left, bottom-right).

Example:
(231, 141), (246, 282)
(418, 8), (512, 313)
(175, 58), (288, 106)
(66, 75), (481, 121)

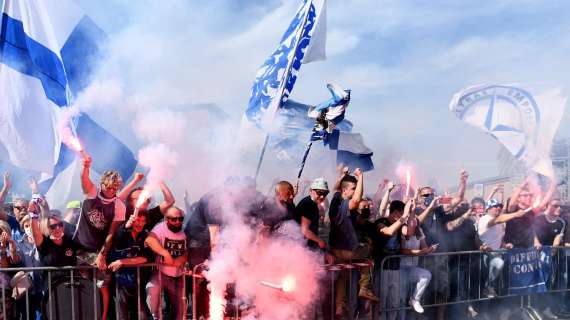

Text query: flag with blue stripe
(1, 0), (136, 194)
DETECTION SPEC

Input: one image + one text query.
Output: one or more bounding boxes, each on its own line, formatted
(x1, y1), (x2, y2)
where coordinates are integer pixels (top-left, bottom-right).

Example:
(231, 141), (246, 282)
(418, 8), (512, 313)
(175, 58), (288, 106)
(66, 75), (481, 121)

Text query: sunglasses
(48, 222), (64, 230)
(314, 190), (329, 197)
(420, 194), (433, 198)
(166, 217), (183, 222)
(14, 206), (27, 211)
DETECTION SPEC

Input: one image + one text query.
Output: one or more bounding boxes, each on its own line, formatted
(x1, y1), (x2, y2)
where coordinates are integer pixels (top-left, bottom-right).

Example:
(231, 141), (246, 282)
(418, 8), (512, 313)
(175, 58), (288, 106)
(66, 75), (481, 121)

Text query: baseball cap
(310, 178), (329, 191)
(66, 200), (81, 209)
(485, 198), (503, 210)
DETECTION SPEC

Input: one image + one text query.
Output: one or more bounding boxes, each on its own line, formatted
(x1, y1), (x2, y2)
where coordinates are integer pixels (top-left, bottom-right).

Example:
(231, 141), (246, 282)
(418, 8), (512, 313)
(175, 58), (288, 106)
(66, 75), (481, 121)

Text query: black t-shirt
(295, 196), (320, 247)
(109, 224), (154, 288)
(417, 206), (453, 252)
(374, 218), (400, 270)
(185, 187), (266, 248)
(257, 198), (295, 230)
(533, 214), (566, 246)
(447, 217), (478, 252)
(38, 235), (78, 267)
(505, 212), (535, 248)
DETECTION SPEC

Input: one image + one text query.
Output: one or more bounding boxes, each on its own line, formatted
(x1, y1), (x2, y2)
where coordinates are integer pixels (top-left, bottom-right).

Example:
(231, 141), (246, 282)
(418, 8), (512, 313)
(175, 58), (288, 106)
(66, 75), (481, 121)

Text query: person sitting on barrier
(108, 210), (153, 320)
(120, 173), (176, 230)
(145, 206), (187, 320)
(400, 200), (435, 314)
(414, 169), (467, 320)
(374, 199), (409, 320)
(329, 168), (378, 319)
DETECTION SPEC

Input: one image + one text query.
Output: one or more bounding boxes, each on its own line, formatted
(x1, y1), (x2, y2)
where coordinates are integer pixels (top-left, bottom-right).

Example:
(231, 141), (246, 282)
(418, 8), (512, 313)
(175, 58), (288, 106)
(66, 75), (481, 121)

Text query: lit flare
(405, 168), (411, 198)
(260, 275), (296, 293)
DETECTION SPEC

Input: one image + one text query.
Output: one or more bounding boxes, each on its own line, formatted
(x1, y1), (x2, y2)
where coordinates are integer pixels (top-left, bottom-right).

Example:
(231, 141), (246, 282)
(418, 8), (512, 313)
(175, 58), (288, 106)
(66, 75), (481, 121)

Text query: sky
(73, 0), (570, 195)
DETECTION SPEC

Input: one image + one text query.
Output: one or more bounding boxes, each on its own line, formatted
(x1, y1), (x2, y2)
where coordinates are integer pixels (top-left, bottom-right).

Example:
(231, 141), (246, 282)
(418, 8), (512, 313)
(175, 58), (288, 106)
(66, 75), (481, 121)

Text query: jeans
(401, 265), (432, 302)
(484, 253), (504, 288)
(146, 273), (185, 320)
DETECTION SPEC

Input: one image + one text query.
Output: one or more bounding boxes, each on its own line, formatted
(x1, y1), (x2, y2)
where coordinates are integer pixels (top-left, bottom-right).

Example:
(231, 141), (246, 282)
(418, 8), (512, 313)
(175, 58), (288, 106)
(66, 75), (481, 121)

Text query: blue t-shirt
(328, 192), (359, 251)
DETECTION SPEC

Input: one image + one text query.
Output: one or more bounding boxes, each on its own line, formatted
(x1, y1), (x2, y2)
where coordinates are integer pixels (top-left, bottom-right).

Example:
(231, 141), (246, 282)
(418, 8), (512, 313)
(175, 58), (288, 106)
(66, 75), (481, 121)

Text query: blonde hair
(100, 170), (123, 189)
(0, 220), (11, 235)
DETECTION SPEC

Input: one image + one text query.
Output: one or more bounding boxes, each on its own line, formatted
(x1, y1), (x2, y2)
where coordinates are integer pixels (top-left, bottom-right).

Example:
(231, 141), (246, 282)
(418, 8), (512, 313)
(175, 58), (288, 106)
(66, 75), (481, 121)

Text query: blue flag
(1, 0), (136, 196)
(244, 0), (327, 129)
(507, 247), (551, 295)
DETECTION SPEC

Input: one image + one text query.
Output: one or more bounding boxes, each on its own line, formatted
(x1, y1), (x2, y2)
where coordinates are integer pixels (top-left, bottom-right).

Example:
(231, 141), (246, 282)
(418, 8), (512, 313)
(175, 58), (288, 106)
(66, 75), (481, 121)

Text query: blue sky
(76, 0), (570, 190)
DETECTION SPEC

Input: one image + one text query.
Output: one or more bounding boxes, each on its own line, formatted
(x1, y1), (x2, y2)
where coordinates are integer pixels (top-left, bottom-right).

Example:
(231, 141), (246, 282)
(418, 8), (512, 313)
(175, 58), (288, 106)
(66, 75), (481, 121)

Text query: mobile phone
(440, 197), (452, 205)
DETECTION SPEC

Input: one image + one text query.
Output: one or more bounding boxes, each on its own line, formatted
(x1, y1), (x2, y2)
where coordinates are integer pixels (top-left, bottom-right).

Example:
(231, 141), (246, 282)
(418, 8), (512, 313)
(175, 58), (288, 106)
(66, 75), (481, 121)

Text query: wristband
(29, 212), (39, 219)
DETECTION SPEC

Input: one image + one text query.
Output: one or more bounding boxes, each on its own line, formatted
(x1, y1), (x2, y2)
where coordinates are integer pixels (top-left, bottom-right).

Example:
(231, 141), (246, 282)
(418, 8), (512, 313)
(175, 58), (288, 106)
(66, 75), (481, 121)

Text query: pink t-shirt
(150, 222), (187, 277)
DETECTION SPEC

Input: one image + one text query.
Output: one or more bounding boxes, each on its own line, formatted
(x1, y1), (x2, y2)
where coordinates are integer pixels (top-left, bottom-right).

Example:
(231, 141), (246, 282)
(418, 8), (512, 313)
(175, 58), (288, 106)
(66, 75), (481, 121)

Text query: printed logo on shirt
(65, 248), (73, 257)
(87, 209), (108, 230)
(164, 238), (186, 258)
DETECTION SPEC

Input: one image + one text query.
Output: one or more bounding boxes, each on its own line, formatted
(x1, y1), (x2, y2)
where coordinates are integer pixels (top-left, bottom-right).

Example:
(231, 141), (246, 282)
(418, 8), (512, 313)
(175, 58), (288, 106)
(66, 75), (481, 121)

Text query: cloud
(326, 29), (360, 56)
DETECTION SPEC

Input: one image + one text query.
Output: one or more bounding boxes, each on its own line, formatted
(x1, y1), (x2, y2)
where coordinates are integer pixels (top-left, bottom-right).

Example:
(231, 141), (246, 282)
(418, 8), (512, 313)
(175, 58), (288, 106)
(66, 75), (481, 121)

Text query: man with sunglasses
(413, 169), (468, 320)
(294, 178), (329, 249)
(145, 206), (187, 320)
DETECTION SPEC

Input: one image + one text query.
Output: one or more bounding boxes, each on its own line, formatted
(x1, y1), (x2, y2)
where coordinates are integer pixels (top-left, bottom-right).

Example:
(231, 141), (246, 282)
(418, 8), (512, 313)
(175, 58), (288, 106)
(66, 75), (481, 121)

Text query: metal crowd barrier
(1, 247), (568, 320)
(371, 246), (570, 320)
(0, 263), (192, 320)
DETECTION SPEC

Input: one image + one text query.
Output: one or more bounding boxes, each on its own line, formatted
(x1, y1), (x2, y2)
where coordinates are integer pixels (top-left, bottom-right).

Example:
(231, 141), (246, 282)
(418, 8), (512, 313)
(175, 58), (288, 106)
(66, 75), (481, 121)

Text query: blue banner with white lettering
(507, 247), (551, 295)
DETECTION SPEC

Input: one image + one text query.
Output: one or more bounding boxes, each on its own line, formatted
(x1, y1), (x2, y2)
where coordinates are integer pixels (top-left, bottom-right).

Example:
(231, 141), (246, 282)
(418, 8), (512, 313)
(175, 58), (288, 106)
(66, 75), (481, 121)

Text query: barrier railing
(372, 246), (570, 320)
(1, 246), (568, 320)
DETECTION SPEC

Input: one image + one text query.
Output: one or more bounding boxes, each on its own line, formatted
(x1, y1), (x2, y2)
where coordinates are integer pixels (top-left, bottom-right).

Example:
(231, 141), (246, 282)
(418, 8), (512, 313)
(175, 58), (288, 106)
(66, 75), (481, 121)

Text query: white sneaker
(410, 299), (424, 313)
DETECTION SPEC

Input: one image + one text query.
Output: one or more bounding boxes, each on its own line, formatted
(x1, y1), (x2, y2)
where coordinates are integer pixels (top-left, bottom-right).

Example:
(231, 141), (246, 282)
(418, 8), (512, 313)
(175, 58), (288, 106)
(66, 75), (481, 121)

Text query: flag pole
(295, 140), (313, 192)
(254, 0), (314, 181)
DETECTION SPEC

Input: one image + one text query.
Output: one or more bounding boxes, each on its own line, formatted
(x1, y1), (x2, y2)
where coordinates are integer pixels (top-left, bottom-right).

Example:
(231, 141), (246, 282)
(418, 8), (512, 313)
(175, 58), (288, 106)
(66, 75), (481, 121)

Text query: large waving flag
(449, 84), (566, 178)
(1, 0), (136, 198)
(244, 0), (327, 130)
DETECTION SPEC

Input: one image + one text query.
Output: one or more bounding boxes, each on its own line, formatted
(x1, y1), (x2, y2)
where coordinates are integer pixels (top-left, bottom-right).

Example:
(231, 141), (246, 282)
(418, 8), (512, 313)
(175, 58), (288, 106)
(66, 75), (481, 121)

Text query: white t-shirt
(478, 214), (505, 250)
(401, 228), (425, 266)
(150, 222), (187, 277)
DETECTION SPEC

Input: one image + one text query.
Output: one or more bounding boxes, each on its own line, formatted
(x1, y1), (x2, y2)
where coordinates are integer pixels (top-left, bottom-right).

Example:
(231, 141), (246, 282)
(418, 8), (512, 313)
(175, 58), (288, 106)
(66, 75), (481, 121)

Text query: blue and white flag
(1, 0), (136, 197)
(449, 85), (566, 178)
(325, 129), (374, 172)
(507, 247), (552, 295)
(269, 99), (352, 163)
(244, 0), (327, 130)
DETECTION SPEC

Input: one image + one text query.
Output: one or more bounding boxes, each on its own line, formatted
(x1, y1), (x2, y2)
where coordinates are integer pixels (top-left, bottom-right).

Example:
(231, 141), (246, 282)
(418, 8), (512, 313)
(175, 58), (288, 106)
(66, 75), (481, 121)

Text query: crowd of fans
(0, 152), (568, 320)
